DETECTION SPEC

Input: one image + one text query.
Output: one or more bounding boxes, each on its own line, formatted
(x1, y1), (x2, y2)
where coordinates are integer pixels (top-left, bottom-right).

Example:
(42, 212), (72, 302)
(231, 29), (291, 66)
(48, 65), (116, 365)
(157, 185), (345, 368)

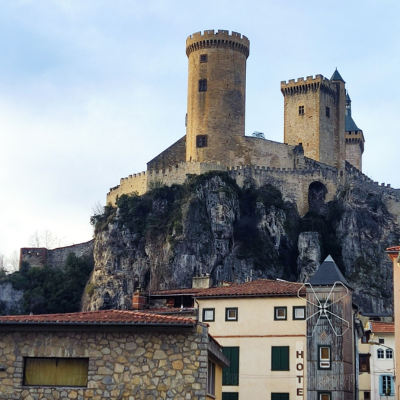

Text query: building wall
(147, 135), (186, 171)
(345, 135), (363, 171)
(185, 30), (249, 166)
(197, 296), (307, 399)
(0, 324), (209, 400)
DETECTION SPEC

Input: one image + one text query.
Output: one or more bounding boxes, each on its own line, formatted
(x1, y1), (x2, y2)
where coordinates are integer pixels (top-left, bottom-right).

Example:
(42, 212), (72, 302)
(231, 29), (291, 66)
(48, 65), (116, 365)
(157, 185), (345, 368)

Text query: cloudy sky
(1, 0), (399, 263)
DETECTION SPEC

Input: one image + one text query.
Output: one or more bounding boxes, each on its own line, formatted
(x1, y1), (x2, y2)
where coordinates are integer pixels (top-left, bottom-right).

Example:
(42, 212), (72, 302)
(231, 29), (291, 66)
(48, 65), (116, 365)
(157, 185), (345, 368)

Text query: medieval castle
(106, 29), (391, 216)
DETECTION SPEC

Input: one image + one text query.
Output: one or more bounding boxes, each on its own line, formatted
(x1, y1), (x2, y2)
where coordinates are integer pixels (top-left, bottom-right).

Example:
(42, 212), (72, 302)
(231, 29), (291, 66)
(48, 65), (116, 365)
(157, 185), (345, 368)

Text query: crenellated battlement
(186, 29), (250, 58)
(281, 74), (337, 97)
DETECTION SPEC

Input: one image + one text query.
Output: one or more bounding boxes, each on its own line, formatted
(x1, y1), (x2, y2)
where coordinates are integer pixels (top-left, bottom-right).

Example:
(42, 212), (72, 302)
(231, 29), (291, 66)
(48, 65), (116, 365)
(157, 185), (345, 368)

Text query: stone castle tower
(281, 70), (346, 170)
(185, 30), (250, 166)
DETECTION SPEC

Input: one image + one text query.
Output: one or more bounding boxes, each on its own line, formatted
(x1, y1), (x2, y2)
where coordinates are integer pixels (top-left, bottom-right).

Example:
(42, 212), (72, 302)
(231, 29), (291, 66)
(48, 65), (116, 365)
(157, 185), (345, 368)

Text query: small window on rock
(196, 135), (207, 148)
(199, 79), (207, 92)
(200, 54), (208, 63)
(299, 105), (304, 115)
(326, 107), (330, 118)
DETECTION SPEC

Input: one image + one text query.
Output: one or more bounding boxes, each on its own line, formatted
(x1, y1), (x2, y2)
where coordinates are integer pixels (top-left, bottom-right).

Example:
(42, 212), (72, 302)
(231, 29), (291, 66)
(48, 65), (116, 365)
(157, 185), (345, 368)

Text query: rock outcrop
(83, 172), (400, 314)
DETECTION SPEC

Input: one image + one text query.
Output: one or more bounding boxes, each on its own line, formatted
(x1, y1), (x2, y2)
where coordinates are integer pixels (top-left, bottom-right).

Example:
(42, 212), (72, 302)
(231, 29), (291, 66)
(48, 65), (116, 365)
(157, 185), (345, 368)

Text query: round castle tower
(185, 30), (250, 166)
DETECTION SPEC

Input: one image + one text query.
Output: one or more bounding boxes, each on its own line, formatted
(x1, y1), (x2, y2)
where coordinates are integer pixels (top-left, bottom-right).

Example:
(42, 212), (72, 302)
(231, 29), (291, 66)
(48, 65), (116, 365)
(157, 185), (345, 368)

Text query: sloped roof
(308, 255), (352, 288)
(387, 246), (400, 252)
(153, 279), (305, 298)
(331, 69), (345, 82)
(370, 321), (394, 333)
(195, 279), (304, 298)
(0, 310), (196, 327)
(345, 115), (361, 132)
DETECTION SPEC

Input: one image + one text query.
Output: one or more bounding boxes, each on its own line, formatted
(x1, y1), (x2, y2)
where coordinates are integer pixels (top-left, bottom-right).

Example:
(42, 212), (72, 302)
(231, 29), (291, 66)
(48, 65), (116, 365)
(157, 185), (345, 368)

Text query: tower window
(200, 54), (208, 63)
(326, 107), (330, 118)
(196, 135), (207, 148)
(199, 79), (207, 92)
(298, 105), (304, 115)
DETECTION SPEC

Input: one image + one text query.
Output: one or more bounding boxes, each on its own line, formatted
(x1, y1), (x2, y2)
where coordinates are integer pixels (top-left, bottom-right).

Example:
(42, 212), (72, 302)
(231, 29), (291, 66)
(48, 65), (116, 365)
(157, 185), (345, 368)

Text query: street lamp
(369, 340), (396, 398)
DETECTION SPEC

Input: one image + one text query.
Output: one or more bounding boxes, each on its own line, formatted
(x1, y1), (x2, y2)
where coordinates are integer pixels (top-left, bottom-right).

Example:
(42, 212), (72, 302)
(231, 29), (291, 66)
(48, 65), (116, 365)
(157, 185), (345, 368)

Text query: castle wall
(186, 30), (249, 167)
(147, 135), (186, 171)
(107, 171), (148, 205)
(233, 136), (297, 169)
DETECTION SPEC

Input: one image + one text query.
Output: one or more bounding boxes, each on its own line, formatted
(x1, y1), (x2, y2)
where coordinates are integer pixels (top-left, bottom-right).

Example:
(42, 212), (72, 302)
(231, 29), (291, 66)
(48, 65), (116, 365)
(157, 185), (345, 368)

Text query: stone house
(0, 309), (228, 400)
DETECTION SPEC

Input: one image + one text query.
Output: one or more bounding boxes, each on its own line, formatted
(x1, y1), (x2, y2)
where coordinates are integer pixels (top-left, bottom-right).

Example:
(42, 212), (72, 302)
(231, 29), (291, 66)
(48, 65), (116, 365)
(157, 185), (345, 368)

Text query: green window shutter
(222, 393), (239, 400)
(272, 394), (289, 400)
(271, 346), (289, 371)
(222, 347), (239, 386)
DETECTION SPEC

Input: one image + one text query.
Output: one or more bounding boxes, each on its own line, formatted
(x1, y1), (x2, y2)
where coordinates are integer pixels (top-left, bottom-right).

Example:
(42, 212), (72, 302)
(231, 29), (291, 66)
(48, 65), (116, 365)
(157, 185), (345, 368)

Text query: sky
(1, 0), (400, 265)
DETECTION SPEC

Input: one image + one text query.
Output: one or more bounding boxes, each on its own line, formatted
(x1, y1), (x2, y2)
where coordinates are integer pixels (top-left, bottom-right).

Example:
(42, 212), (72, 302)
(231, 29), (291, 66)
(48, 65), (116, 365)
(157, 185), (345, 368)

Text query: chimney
(132, 287), (147, 310)
(192, 273), (211, 289)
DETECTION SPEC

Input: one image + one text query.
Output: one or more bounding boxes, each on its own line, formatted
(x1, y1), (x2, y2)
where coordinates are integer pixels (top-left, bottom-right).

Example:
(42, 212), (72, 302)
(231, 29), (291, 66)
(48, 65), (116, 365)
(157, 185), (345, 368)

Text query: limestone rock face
(83, 172), (400, 314)
(0, 282), (23, 314)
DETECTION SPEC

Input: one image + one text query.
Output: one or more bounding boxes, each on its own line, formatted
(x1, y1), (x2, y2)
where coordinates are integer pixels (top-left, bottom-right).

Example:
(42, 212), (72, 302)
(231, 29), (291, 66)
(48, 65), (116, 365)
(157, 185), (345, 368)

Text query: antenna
(297, 281), (350, 337)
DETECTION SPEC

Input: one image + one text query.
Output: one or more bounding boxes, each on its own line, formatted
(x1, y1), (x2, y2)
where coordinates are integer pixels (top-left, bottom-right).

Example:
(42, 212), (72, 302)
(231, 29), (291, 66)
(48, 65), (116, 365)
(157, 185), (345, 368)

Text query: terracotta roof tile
(0, 310), (195, 326)
(196, 279), (304, 298)
(386, 246), (400, 252)
(370, 321), (394, 333)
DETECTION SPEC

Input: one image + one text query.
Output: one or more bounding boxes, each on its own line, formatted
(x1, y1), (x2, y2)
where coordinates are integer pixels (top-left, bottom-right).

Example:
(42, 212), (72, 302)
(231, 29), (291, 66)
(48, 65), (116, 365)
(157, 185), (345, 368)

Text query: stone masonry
(0, 324), (210, 400)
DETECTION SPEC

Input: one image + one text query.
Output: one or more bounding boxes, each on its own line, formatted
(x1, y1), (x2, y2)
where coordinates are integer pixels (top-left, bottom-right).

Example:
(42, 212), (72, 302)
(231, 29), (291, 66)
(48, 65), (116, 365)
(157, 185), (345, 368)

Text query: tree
(7, 250), (19, 272)
(28, 230), (65, 249)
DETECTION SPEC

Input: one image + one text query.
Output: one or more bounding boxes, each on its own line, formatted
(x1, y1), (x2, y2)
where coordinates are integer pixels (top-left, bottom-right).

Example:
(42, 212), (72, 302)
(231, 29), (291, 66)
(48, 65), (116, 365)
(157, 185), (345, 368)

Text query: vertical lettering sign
(296, 341), (304, 398)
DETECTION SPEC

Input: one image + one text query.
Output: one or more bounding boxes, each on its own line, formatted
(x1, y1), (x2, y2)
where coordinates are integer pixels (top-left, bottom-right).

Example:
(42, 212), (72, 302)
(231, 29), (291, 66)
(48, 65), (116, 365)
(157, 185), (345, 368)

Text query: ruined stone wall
(147, 135), (186, 171)
(0, 324), (209, 400)
(47, 240), (94, 269)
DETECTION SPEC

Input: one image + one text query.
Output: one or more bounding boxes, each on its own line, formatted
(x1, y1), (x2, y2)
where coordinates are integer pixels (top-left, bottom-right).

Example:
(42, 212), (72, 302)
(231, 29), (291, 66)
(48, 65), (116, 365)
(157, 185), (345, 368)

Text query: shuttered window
(271, 393), (289, 400)
(222, 393), (238, 400)
(222, 347), (239, 386)
(380, 375), (394, 396)
(271, 346), (289, 371)
(24, 358), (89, 387)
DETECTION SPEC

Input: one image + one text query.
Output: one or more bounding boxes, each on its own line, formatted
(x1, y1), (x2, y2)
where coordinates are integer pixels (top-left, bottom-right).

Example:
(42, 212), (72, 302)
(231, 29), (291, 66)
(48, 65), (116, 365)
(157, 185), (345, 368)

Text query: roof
(0, 310), (196, 327)
(345, 115), (361, 132)
(153, 279), (304, 298)
(386, 246), (400, 252)
(308, 255), (353, 289)
(370, 321), (394, 333)
(195, 279), (304, 298)
(331, 69), (345, 82)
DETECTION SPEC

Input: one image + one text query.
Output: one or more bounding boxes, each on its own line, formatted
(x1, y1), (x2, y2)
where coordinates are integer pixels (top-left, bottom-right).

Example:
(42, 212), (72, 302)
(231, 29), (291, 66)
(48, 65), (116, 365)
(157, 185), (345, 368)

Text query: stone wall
(0, 324), (209, 400)
(20, 240), (94, 270)
(147, 136), (186, 171)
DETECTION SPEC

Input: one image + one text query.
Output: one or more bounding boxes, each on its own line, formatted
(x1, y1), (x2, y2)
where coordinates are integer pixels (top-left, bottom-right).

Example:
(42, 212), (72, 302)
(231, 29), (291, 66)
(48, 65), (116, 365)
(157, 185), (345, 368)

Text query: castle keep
(107, 29), (377, 215)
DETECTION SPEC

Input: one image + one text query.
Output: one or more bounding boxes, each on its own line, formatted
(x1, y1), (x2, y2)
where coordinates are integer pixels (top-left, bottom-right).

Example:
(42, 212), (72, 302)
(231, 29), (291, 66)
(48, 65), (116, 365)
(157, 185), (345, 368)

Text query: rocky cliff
(83, 172), (400, 314)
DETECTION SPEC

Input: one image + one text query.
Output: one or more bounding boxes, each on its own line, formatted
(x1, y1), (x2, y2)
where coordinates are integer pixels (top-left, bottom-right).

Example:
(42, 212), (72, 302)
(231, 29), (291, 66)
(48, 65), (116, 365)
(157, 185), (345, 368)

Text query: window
(199, 79), (207, 92)
(318, 392), (331, 400)
(271, 346), (289, 371)
(274, 307), (287, 320)
(364, 391), (371, 399)
(379, 338), (385, 344)
(359, 354), (370, 373)
(222, 347), (239, 385)
(377, 349), (384, 359)
(298, 105), (304, 115)
(380, 375), (394, 396)
(200, 54), (208, 63)
(222, 393), (238, 400)
(226, 308), (238, 321)
(318, 346), (331, 369)
(272, 394), (289, 400)
(207, 359), (216, 396)
(24, 358), (89, 387)
(326, 107), (330, 118)
(203, 308), (215, 322)
(293, 306), (306, 320)
(361, 332), (370, 343)
(196, 135), (207, 148)
(386, 349), (393, 359)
